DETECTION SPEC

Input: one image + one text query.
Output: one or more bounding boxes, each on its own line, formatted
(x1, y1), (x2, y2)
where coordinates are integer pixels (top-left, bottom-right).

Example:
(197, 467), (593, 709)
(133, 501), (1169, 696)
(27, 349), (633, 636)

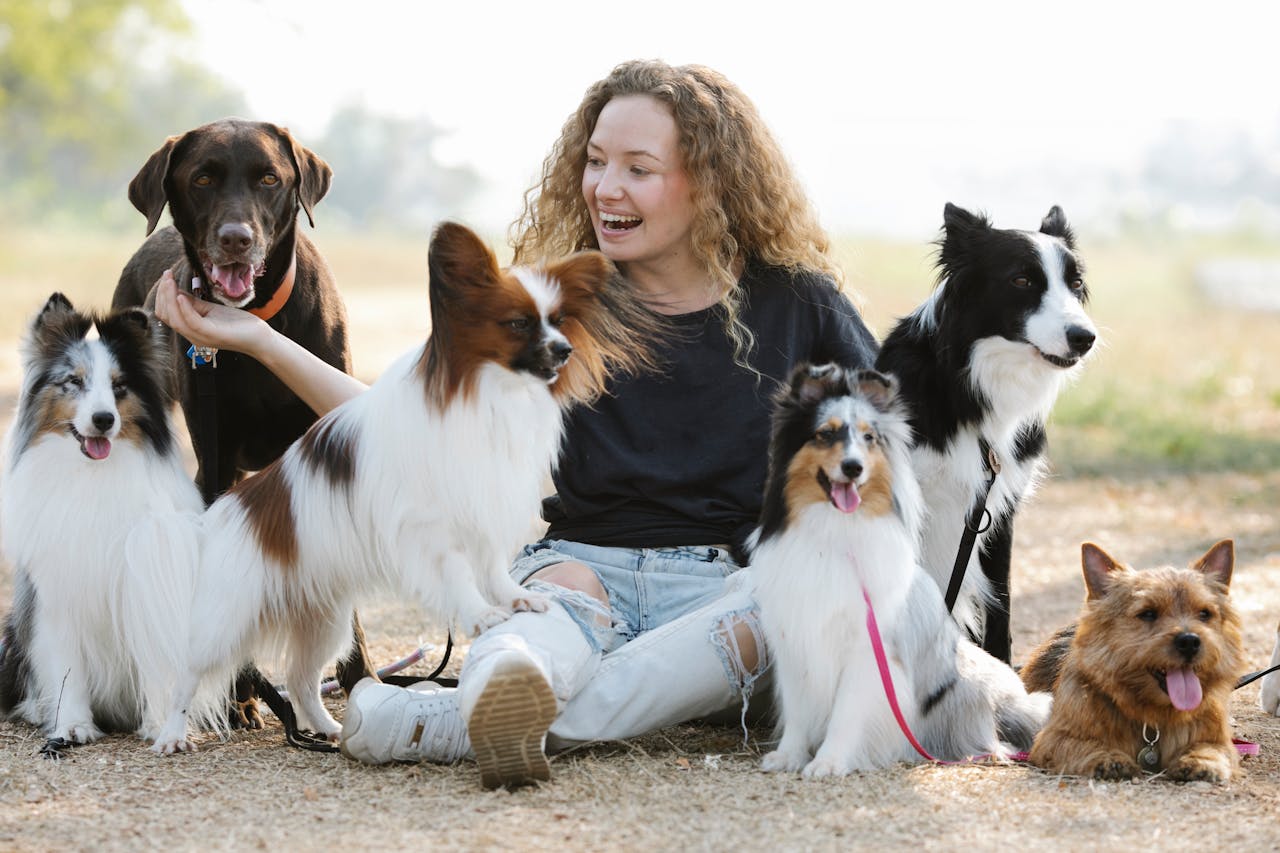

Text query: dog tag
(1137, 744), (1160, 770)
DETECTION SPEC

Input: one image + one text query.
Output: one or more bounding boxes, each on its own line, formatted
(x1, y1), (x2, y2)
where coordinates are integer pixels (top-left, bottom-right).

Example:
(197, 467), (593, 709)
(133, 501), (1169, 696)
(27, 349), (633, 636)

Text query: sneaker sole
(468, 657), (556, 790)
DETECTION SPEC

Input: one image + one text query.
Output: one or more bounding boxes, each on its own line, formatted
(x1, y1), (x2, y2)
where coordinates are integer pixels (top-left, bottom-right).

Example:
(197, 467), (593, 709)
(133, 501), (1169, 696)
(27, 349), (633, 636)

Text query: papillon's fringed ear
(1039, 205), (1076, 249)
(1081, 542), (1124, 600)
(1192, 539), (1235, 589)
(545, 251), (613, 303)
(427, 222), (502, 297)
(853, 369), (897, 411)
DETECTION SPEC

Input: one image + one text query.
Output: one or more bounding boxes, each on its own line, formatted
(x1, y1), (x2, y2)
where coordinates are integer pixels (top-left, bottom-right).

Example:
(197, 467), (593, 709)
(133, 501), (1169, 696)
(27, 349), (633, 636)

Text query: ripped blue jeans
(508, 539), (769, 748)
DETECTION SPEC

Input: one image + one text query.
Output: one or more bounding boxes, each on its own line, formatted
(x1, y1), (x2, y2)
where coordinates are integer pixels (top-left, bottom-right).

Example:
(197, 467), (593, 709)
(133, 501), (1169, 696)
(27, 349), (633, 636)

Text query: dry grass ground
(0, 229), (1278, 851)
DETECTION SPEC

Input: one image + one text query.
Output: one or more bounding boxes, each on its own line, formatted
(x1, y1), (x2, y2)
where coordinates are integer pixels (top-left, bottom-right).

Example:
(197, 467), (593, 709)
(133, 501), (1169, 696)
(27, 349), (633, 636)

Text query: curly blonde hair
(510, 59), (841, 368)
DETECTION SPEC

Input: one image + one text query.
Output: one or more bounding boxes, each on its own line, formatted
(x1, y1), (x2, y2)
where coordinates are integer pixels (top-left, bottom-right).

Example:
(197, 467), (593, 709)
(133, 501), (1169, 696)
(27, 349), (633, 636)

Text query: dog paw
(1092, 759), (1142, 781)
(762, 749), (808, 773)
(229, 697), (264, 730)
(151, 736), (197, 755)
(802, 756), (852, 779)
(467, 606), (512, 636)
(1168, 755), (1231, 784)
(511, 592), (551, 613)
(53, 722), (103, 745)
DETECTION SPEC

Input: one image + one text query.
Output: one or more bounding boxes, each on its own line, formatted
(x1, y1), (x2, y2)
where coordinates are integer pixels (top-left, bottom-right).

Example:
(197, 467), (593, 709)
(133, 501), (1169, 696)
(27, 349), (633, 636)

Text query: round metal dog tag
(1137, 745), (1160, 770)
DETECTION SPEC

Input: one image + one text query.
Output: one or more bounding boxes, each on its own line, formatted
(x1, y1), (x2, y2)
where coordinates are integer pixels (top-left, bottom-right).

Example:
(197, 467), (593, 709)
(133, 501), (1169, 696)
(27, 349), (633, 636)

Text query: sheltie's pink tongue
(83, 437), (111, 460)
(1166, 667), (1202, 711)
(210, 263), (253, 299)
(831, 482), (861, 513)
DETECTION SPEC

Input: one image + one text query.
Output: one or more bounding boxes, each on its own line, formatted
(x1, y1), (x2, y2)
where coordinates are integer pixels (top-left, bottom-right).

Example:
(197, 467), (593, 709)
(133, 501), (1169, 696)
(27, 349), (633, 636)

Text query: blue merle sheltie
(0, 294), (205, 746)
(752, 365), (1050, 775)
(876, 203), (1097, 663)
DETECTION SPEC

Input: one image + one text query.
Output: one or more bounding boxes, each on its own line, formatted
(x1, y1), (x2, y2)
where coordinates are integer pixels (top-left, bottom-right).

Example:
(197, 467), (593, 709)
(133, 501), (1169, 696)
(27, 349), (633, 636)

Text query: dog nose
(550, 339), (573, 364)
(218, 223), (253, 253)
(841, 460), (863, 480)
(92, 411), (116, 432)
(1174, 631), (1201, 660)
(1066, 325), (1095, 356)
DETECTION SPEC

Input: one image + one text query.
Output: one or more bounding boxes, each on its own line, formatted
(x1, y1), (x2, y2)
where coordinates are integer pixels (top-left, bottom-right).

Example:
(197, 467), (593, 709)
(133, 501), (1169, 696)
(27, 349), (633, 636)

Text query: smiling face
(581, 95), (699, 282)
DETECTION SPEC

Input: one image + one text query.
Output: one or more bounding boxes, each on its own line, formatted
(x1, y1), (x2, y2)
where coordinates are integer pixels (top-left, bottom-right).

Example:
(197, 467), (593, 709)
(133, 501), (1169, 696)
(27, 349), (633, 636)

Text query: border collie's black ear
(942, 202), (989, 235)
(1039, 205), (1075, 248)
(853, 369), (897, 411)
(939, 203), (991, 274)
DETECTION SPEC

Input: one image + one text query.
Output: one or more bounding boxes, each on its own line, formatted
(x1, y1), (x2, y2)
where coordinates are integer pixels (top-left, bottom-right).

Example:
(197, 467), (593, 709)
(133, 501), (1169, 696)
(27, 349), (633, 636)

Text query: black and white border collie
(876, 203), (1097, 663)
(752, 365), (1049, 775)
(134, 222), (648, 753)
(0, 294), (205, 745)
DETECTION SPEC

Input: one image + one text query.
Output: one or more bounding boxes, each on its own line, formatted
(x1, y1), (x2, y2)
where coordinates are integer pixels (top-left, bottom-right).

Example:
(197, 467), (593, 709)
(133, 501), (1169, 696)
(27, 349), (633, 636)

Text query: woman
(155, 60), (878, 788)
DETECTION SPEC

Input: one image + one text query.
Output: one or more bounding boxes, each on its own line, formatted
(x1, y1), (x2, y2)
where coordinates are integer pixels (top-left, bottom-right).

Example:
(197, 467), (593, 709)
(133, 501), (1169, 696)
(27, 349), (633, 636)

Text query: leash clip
(187, 344), (218, 369)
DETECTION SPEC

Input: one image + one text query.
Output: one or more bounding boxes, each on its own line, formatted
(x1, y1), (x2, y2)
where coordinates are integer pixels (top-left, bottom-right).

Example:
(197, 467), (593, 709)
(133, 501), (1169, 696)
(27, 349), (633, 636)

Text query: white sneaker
(339, 678), (470, 765)
(463, 650), (558, 790)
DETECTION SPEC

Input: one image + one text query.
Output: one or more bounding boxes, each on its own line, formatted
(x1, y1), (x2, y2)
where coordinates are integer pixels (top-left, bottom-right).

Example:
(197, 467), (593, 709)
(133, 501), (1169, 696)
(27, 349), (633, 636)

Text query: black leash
(1238, 663), (1280, 690)
(944, 438), (1001, 613)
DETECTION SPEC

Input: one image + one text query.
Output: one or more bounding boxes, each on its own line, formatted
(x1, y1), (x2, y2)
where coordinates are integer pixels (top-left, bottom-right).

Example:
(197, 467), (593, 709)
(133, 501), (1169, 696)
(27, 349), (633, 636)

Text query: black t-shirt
(541, 261), (879, 559)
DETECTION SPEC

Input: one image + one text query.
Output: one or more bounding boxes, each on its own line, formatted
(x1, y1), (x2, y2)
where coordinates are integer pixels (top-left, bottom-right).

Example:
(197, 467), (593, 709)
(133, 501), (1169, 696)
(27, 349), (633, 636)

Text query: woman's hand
(152, 270), (271, 358)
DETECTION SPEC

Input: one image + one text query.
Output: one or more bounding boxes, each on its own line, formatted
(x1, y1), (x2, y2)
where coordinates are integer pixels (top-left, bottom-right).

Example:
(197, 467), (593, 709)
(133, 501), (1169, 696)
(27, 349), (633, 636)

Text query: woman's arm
(152, 270), (369, 416)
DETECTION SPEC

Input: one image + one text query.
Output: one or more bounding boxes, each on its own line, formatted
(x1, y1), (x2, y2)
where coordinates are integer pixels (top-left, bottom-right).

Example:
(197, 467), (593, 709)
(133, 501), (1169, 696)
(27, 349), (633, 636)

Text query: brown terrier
(1022, 540), (1245, 782)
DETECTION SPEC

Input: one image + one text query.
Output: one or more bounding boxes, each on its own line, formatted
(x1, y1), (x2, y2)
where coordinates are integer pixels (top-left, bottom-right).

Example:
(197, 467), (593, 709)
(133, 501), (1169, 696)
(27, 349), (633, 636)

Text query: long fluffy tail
(122, 511), (225, 735)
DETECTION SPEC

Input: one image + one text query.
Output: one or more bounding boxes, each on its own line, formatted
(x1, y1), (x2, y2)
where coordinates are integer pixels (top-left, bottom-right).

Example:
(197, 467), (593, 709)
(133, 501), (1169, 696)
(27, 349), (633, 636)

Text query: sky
(180, 0), (1280, 238)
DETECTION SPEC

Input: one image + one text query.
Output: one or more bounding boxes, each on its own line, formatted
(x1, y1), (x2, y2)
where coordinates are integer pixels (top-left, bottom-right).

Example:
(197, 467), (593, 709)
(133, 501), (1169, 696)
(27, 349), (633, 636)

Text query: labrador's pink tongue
(1166, 667), (1202, 711)
(831, 482), (861, 513)
(210, 263), (252, 299)
(84, 437), (111, 460)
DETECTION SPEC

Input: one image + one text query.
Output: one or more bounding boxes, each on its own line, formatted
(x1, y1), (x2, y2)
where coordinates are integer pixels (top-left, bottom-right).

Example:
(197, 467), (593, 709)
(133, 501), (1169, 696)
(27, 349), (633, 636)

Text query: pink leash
(861, 587), (1258, 763)
(861, 587), (1023, 765)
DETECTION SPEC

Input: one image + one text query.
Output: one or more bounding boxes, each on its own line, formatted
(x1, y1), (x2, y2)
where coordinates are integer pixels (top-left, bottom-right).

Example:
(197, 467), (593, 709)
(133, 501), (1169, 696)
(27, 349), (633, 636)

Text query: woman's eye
(630, 166), (649, 176)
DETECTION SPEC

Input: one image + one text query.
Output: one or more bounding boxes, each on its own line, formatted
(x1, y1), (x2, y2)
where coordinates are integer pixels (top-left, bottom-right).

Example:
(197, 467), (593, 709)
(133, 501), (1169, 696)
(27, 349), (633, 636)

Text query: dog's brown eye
(112, 380), (127, 399)
(548, 313), (565, 328)
(506, 317), (533, 332)
(815, 428), (836, 443)
(61, 376), (84, 391)
(1011, 276), (1030, 288)
(1198, 609), (1212, 622)
(863, 432), (875, 444)
(1069, 278), (1084, 291)
(194, 175), (212, 187)
(261, 173), (280, 187)
(1137, 608), (1158, 622)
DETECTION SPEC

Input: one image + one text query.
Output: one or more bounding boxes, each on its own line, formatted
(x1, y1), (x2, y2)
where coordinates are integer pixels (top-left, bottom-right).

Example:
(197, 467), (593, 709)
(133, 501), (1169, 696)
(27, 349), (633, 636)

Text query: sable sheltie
(876, 203), (1098, 663)
(136, 222), (651, 753)
(752, 364), (1050, 776)
(0, 294), (205, 744)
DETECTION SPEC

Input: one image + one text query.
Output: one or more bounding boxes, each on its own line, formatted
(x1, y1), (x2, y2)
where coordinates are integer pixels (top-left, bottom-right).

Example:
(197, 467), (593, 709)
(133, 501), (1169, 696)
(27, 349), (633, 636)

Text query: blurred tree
(316, 102), (481, 233)
(0, 0), (245, 226)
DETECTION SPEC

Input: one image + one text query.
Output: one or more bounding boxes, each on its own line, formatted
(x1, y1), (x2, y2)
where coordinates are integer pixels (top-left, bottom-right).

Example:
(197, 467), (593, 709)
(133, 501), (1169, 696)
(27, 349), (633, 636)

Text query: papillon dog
(752, 364), (1051, 776)
(135, 222), (651, 753)
(0, 294), (206, 746)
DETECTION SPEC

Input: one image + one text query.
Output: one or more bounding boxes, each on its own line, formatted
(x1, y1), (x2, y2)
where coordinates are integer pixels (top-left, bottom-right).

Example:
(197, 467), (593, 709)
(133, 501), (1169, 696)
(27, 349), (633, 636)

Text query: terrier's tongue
(84, 437), (111, 460)
(831, 482), (861, 513)
(1166, 667), (1202, 711)
(211, 263), (252, 299)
